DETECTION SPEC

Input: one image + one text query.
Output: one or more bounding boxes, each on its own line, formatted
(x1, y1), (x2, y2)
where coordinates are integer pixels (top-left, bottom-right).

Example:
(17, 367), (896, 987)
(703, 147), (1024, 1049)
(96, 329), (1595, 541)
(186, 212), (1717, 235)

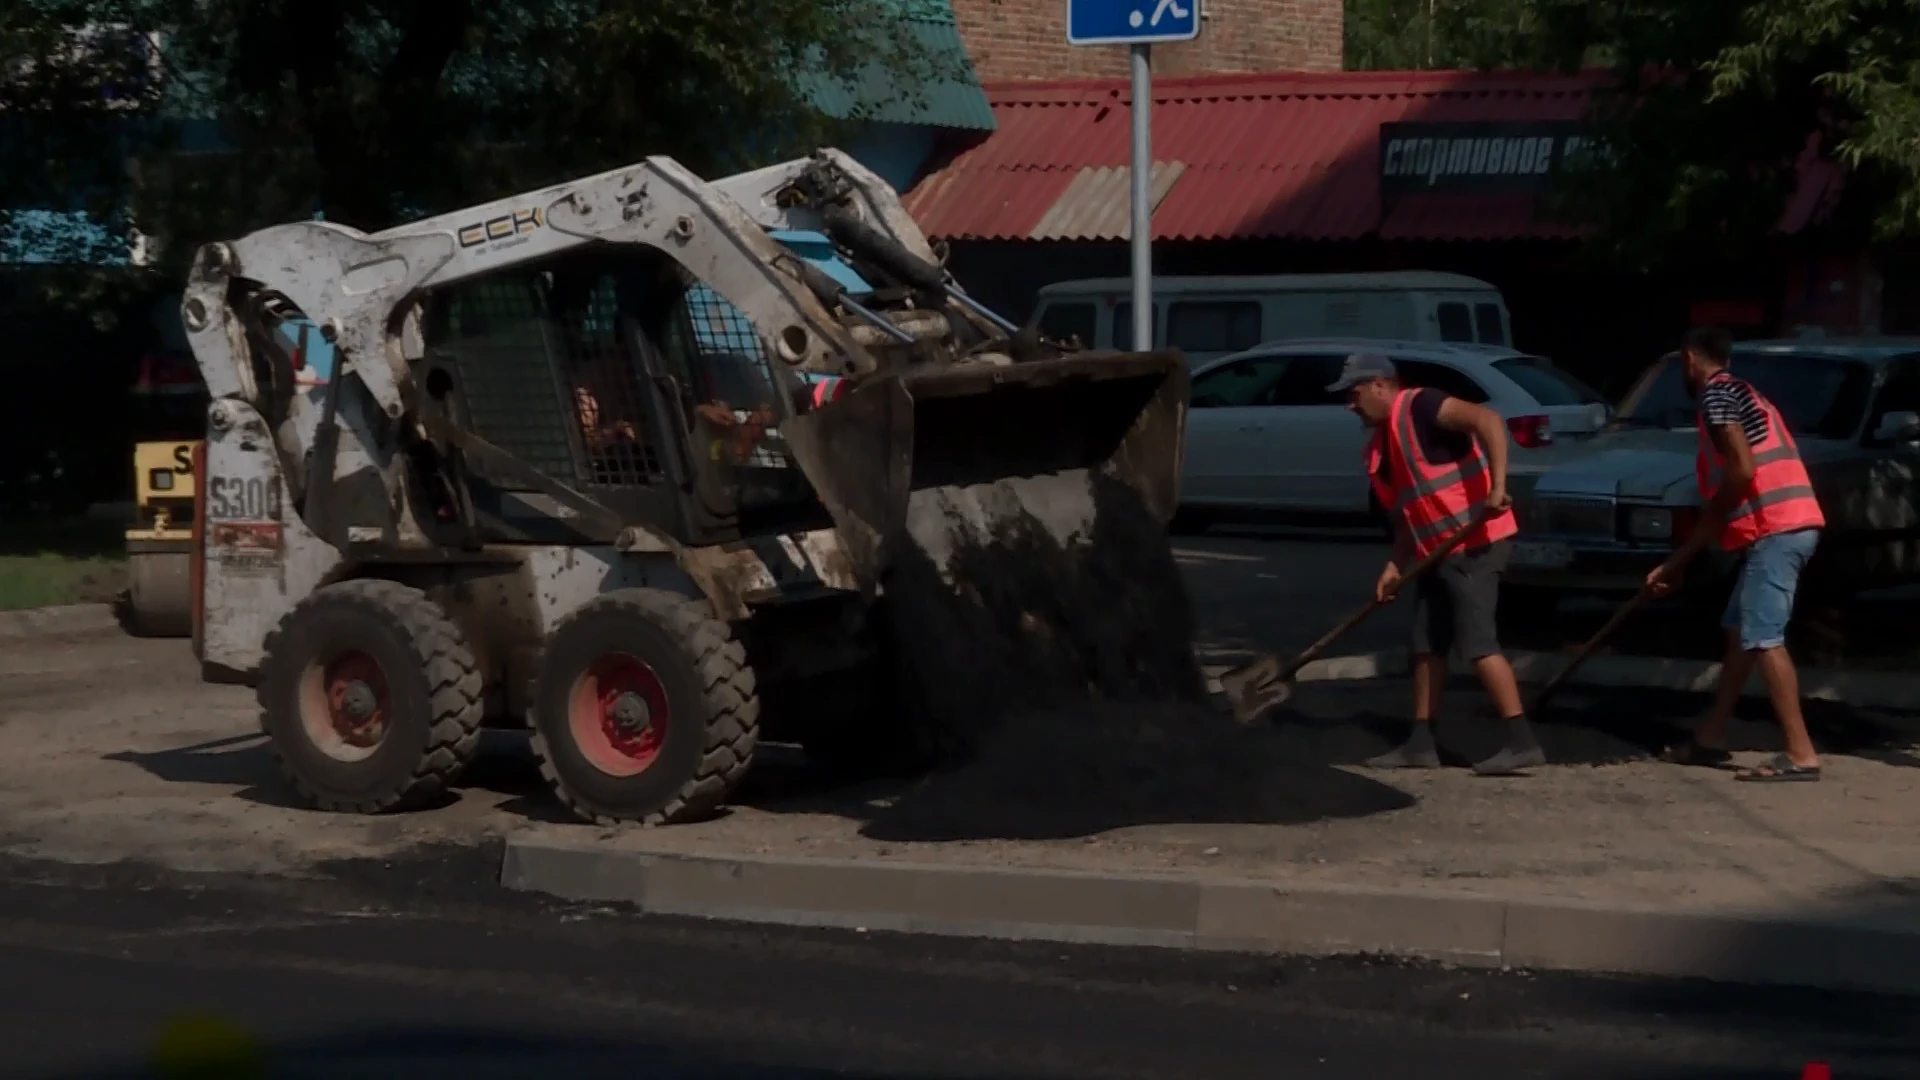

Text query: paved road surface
(1174, 523), (1403, 661)
(1173, 519), (1920, 668)
(1, 853), (1909, 1080)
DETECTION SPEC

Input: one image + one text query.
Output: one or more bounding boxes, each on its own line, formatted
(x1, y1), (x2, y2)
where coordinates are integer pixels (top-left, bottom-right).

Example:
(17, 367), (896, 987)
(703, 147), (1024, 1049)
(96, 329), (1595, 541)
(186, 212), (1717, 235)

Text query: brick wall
(947, 0), (1342, 82)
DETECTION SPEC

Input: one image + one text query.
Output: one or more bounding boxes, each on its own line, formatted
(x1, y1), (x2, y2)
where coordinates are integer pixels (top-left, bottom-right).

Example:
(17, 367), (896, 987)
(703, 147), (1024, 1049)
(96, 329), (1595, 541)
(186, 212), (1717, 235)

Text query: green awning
(803, 0), (995, 133)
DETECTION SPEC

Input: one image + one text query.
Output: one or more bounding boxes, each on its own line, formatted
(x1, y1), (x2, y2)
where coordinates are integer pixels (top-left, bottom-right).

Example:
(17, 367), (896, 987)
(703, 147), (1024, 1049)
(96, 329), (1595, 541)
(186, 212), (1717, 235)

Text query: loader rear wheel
(531, 589), (759, 825)
(255, 579), (484, 813)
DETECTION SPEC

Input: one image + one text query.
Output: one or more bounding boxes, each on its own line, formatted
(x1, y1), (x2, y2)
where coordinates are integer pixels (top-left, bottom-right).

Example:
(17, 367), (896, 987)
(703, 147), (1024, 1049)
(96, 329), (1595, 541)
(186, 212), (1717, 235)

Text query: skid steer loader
(182, 148), (1192, 824)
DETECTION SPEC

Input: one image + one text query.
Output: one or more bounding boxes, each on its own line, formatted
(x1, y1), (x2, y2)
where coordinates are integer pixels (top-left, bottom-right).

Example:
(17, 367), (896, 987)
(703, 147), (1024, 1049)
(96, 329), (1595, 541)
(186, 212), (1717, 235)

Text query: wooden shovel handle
(1528, 585), (1658, 714)
(1276, 503), (1498, 682)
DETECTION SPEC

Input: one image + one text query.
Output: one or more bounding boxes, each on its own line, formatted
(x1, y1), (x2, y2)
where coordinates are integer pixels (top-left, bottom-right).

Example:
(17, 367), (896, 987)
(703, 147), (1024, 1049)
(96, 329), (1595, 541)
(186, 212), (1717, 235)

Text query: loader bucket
(780, 348), (1190, 590)
(781, 348), (1206, 756)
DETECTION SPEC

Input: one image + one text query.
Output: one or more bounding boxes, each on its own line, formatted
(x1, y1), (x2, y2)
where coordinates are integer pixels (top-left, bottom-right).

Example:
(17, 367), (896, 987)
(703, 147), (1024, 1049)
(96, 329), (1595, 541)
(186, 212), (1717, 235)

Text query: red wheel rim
(568, 653), (669, 777)
(298, 649), (390, 762)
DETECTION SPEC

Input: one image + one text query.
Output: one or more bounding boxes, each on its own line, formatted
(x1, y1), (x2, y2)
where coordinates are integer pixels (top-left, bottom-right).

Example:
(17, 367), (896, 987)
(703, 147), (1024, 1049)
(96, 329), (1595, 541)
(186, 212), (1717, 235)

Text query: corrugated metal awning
(902, 69), (1841, 243)
(802, 2), (995, 133)
(903, 70), (1595, 243)
(1029, 161), (1185, 240)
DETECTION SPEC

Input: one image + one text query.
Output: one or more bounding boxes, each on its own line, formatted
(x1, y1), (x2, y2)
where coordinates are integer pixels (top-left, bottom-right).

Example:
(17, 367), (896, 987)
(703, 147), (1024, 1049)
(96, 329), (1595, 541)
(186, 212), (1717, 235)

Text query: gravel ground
(3, 626), (1917, 924)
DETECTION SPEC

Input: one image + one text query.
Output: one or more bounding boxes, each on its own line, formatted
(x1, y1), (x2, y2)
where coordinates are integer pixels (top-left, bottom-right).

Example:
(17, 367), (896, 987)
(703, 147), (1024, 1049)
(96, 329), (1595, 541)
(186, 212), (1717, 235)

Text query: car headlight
(148, 468), (175, 492)
(1625, 507), (1672, 541)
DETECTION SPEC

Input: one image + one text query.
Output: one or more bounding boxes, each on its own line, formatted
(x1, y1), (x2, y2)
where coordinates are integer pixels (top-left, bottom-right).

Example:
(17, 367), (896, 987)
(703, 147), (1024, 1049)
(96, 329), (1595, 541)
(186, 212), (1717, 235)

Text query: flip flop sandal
(1660, 740), (1732, 768)
(1734, 754), (1820, 782)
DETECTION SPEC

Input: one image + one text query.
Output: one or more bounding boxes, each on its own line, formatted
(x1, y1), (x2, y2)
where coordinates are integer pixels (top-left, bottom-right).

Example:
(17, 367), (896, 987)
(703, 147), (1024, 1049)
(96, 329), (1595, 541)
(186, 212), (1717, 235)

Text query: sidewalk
(504, 678), (1920, 994)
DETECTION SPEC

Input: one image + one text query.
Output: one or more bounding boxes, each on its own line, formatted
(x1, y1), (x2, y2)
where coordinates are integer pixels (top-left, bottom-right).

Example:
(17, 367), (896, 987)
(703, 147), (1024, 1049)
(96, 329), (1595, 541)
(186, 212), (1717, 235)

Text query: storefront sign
(1379, 121), (1595, 194)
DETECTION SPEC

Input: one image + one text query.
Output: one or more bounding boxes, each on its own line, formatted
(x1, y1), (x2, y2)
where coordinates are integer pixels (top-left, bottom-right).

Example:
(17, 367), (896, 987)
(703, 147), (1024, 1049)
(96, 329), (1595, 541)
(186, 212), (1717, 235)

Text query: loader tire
(255, 579), (484, 814)
(530, 588), (758, 825)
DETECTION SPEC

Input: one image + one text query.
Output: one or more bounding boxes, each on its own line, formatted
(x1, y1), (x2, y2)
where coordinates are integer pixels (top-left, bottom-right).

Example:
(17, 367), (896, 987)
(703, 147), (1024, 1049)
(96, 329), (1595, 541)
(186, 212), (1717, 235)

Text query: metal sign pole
(1129, 43), (1152, 352)
(1067, 0), (1197, 352)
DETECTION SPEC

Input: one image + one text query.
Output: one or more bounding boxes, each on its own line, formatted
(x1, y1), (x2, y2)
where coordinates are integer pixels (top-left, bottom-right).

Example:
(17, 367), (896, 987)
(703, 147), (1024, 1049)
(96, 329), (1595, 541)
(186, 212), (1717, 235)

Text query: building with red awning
(902, 69), (1875, 391)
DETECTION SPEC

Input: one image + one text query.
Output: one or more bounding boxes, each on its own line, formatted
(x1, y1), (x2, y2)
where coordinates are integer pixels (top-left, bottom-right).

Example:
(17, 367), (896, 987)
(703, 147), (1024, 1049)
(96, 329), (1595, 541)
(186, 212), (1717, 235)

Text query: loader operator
(1328, 353), (1544, 776)
(1649, 327), (1826, 782)
(569, 344), (653, 482)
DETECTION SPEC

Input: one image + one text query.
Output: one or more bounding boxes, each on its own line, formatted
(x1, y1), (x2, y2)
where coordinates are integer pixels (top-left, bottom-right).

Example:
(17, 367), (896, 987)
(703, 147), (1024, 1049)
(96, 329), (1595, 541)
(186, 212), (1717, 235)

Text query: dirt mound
(863, 698), (1415, 841)
(865, 470), (1415, 839)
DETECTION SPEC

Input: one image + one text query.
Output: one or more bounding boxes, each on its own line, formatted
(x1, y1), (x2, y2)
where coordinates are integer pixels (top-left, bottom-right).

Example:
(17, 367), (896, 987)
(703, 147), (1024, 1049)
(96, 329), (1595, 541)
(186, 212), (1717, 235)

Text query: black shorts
(1410, 539), (1510, 662)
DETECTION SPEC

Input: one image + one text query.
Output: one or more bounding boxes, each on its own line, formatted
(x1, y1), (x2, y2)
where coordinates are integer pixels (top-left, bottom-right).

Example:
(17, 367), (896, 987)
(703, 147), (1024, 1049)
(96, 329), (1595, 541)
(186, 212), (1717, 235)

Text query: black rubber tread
(255, 578), (485, 813)
(529, 588), (759, 826)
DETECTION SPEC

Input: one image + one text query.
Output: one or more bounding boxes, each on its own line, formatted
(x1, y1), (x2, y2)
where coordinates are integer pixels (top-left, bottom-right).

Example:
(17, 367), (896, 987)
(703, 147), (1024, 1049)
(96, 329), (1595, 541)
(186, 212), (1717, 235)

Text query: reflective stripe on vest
(809, 377), (843, 408)
(1693, 372), (1826, 551)
(1366, 388), (1519, 558)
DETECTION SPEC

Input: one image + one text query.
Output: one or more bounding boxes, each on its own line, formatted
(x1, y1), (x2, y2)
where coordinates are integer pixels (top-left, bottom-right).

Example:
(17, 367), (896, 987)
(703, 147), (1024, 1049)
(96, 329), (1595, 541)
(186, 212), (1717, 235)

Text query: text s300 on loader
(181, 148), (1191, 825)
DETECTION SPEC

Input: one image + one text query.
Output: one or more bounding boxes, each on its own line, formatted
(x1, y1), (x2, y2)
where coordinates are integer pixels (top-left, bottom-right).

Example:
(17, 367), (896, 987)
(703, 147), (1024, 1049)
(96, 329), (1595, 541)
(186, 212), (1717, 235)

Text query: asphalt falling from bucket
(884, 471), (1209, 756)
(868, 471), (1410, 838)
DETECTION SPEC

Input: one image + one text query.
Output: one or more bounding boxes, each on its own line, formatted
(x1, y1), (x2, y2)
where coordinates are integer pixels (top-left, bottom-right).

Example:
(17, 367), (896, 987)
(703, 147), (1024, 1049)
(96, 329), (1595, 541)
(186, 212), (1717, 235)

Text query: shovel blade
(1218, 653), (1293, 725)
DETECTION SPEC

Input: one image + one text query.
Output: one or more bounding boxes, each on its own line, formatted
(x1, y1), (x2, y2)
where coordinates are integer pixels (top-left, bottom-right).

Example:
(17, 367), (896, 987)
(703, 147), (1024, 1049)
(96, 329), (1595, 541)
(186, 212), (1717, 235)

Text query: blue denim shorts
(1722, 527), (1821, 651)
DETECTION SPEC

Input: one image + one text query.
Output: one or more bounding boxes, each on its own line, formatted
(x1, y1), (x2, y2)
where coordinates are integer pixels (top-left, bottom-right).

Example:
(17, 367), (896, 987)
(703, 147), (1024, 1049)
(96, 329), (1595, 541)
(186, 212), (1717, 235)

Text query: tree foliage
(2, 0), (952, 292)
(1704, 0), (1920, 241)
(0, 0), (953, 503)
(1342, 0), (1591, 73)
(1344, 0), (1920, 266)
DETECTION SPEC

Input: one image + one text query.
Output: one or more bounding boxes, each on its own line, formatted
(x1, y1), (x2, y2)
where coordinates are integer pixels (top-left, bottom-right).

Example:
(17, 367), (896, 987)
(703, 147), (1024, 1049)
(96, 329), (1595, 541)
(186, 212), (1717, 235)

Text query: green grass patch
(0, 516), (129, 611)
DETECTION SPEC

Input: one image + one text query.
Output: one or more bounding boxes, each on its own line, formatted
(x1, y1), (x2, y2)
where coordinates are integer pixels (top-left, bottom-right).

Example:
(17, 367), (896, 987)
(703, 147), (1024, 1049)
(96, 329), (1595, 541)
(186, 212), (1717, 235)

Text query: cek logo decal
(457, 206), (543, 249)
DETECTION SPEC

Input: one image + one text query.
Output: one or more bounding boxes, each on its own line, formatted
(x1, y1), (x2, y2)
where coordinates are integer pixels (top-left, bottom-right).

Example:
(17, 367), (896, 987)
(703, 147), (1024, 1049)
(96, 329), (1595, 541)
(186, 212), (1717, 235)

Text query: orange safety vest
(1366, 389), (1519, 559)
(808, 376), (844, 408)
(1693, 372), (1825, 551)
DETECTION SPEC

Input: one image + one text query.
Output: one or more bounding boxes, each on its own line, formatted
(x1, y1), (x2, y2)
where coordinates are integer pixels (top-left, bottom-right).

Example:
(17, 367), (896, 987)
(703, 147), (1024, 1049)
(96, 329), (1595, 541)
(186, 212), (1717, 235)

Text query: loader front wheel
(256, 579), (485, 813)
(531, 589), (759, 825)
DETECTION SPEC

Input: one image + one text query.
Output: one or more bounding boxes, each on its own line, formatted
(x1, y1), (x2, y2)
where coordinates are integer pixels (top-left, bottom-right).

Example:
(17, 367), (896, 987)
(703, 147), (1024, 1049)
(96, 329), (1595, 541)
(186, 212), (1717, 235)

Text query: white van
(1029, 271), (1515, 367)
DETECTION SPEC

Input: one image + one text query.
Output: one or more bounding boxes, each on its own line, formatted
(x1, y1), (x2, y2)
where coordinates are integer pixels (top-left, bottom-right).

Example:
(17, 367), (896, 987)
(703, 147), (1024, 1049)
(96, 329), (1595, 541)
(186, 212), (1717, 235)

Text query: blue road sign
(1066, 0), (1201, 46)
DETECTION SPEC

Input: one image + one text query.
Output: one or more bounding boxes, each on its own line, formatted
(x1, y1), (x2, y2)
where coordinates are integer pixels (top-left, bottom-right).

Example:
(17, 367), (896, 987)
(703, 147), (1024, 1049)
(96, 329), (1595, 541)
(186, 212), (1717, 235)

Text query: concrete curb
(501, 838), (1920, 996)
(0, 604), (119, 640)
(1201, 649), (1920, 712)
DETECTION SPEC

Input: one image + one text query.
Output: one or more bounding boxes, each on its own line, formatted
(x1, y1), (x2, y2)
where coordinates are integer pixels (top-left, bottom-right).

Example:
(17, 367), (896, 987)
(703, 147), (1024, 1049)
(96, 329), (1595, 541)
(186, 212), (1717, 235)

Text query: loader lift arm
(182, 146), (1186, 590)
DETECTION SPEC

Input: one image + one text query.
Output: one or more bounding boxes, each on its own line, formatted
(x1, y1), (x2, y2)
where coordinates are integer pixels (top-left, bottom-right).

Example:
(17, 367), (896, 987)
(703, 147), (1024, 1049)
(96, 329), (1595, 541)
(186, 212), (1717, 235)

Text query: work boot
(1472, 716), (1546, 776)
(1366, 723), (1441, 769)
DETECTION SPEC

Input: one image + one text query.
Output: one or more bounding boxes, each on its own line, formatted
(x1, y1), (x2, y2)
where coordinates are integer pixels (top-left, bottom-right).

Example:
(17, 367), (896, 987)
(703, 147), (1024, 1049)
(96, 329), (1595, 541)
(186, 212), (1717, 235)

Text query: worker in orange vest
(798, 373), (846, 411)
(1329, 353), (1541, 776)
(1649, 327), (1827, 782)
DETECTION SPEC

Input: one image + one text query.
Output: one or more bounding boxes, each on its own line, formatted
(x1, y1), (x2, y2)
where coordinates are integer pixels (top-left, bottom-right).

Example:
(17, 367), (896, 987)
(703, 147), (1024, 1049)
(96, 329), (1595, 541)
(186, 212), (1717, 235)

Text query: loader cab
(416, 245), (839, 546)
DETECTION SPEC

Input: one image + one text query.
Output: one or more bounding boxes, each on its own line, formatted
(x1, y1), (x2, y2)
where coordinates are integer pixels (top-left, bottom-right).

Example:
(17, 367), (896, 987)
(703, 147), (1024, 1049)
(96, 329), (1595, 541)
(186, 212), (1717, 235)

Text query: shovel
(1525, 583), (1659, 716)
(1217, 505), (1497, 726)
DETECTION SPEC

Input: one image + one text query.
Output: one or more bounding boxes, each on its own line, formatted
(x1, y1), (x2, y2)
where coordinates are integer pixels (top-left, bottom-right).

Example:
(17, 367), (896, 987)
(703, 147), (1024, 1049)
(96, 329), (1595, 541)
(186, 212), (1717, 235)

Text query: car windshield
(1492, 356), (1606, 407)
(1614, 351), (1875, 439)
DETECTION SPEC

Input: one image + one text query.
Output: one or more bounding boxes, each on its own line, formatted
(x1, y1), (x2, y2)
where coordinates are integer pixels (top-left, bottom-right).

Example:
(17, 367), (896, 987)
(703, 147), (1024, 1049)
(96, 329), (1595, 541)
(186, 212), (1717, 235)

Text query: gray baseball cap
(1326, 352), (1398, 393)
